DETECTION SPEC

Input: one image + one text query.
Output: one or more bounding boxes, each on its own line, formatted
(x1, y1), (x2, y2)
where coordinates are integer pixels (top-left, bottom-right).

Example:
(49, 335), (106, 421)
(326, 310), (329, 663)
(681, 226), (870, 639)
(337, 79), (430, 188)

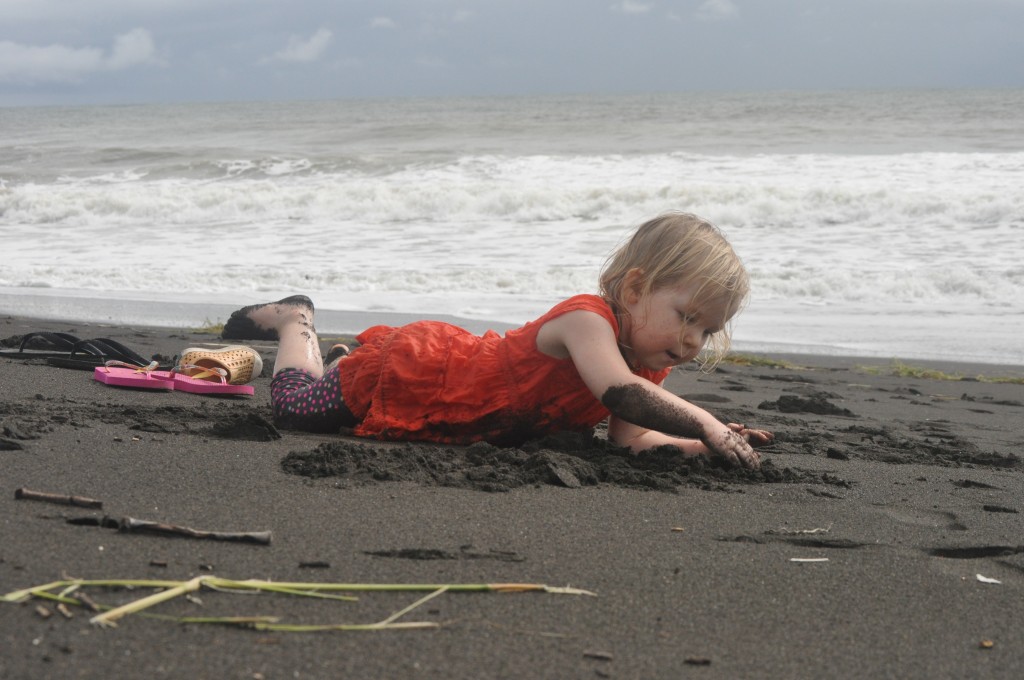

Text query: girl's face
(620, 278), (732, 371)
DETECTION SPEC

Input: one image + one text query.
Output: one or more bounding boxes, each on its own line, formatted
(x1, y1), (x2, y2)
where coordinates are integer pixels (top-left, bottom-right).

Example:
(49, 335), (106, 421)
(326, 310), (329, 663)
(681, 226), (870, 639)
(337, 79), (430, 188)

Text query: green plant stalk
(3, 579), (192, 602)
(28, 590), (284, 626)
(5, 578), (595, 601)
(252, 621), (440, 632)
(25, 590), (84, 606)
(2, 580), (69, 603)
(3, 577), (595, 632)
(91, 576), (204, 627)
(203, 581), (359, 602)
(378, 586), (448, 625)
(178, 616), (282, 625)
(199, 578), (594, 595)
(248, 587), (449, 632)
(100, 583), (447, 631)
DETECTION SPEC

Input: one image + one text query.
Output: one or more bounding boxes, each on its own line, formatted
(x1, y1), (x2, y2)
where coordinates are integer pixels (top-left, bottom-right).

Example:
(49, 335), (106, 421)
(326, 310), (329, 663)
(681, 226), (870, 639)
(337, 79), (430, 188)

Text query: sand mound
(281, 432), (845, 493)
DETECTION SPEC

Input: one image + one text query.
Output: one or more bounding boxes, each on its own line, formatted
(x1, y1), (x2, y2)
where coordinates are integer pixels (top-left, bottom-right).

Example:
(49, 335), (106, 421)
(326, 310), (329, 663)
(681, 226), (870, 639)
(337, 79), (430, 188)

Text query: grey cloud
(264, 28), (333, 63)
(0, 28), (158, 83)
(0, 0), (1022, 105)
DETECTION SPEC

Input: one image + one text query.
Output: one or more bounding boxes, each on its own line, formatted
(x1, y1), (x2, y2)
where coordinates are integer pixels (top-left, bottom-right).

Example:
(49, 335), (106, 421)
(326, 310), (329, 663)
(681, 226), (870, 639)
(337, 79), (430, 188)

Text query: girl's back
(338, 295), (669, 445)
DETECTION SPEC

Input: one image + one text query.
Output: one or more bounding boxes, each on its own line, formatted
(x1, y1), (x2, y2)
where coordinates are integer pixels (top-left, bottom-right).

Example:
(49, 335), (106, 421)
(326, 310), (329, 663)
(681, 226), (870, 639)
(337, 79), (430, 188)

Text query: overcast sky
(1, 0), (1022, 106)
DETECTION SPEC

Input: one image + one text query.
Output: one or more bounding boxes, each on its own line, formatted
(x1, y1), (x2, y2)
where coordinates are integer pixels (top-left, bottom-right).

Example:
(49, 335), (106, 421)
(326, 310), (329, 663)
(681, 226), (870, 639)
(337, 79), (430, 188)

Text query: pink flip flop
(156, 364), (254, 396)
(93, 363), (175, 391)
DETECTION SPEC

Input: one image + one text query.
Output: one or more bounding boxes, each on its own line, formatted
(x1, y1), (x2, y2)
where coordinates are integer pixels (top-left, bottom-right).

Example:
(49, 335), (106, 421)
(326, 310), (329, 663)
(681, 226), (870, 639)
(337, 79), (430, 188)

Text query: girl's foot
(222, 295), (315, 340)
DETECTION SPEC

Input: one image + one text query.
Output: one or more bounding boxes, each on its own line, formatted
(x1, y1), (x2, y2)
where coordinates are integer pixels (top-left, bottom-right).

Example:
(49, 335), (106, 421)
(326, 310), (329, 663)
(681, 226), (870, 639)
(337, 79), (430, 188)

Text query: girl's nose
(677, 330), (700, 360)
(682, 327), (703, 349)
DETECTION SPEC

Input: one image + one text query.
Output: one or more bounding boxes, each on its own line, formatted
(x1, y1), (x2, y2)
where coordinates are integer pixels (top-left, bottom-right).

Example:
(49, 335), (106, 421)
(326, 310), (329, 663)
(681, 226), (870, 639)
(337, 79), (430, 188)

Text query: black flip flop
(90, 338), (154, 365)
(46, 337), (170, 371)
(0, 332), (87, 359)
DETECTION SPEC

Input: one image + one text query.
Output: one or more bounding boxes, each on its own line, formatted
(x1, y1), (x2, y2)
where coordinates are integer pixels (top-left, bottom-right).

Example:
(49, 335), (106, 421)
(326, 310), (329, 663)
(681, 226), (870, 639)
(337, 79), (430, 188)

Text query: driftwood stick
(15, 487), (103, 510)
(117, 517), (272, 545)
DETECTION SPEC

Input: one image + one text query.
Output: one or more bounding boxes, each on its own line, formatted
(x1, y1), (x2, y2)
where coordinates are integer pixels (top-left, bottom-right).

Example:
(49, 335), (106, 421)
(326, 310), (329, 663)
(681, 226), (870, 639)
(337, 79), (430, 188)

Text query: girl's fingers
(736, 436), (760, 469)
(729, 423), (775, 445)
(739, 446), (761, 469)
(729, 432), (760, 469)
(740, 428), (774, 446)
(710, 429), (762, 469)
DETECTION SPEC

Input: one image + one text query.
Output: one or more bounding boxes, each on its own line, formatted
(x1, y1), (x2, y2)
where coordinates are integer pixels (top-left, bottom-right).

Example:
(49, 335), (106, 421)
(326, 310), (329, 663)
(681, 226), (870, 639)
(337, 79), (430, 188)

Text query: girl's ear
(623, 268), (645, 304)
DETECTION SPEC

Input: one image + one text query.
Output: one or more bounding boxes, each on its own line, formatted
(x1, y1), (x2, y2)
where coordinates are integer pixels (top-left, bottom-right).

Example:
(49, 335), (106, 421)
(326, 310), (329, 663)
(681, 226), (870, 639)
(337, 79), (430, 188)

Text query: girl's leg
(225, 296), (357, 432)
(224, 295), (323, 377)
(270, 365), (357, 432)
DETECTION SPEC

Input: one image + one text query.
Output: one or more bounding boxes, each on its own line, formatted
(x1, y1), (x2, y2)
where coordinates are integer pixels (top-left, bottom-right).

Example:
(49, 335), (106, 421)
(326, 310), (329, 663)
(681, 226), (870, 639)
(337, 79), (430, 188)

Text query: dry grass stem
(91, 577), (203, 627)
(2, 576), (595, 633)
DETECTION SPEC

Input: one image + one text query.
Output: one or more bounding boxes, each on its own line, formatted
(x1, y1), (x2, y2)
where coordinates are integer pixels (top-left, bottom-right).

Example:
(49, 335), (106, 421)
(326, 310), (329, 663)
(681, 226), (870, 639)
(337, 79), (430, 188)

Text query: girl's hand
(703, 423), (761, 469)
(727, 423), (775, 447)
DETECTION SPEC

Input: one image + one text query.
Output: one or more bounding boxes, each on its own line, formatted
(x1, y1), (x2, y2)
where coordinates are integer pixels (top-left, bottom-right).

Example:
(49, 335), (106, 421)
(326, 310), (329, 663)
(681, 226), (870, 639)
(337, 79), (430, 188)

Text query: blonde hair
(599, 212), (749, 366)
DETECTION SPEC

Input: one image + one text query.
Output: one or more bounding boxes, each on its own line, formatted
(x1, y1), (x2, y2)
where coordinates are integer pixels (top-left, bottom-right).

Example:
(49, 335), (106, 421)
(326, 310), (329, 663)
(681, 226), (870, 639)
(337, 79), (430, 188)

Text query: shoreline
(2, 312), (1024, 678)
(2, 288), (1022, 370)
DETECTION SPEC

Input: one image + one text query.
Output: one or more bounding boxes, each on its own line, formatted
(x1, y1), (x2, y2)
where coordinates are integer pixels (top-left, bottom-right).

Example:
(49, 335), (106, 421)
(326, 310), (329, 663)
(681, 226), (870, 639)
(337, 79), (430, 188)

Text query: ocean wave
(2, 151), (1022, 227)
(2, 150), (1021, 342)
(2, 258), (1020, 312)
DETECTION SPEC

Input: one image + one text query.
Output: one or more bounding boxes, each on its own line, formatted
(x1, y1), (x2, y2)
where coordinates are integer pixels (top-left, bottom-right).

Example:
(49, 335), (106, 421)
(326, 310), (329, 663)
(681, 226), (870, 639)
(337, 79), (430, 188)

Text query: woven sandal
(178, 345), (263, 385)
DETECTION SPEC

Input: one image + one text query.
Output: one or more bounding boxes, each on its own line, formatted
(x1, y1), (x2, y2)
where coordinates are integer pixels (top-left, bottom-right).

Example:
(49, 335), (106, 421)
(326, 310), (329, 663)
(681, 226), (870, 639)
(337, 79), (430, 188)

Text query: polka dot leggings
(270, 366), (358, 433)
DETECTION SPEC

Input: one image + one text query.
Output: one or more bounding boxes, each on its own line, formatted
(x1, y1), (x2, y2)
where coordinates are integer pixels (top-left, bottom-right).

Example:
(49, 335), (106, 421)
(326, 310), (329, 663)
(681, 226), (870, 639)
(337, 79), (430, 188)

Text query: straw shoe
(178, 345), (263, 385)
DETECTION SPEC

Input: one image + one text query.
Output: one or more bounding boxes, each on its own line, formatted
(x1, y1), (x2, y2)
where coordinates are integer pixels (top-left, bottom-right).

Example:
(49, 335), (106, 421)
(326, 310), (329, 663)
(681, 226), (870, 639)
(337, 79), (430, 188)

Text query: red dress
(337, 294), (671, 445)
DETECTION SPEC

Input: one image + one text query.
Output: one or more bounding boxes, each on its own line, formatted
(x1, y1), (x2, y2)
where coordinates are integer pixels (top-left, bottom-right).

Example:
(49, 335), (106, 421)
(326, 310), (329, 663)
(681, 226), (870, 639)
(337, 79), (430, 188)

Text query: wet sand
(2, 313), (1023, 679)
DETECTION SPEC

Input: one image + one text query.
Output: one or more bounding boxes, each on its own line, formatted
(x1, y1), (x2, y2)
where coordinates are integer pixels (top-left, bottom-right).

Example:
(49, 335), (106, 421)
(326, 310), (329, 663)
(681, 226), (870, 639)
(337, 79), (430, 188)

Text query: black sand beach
(2, 313), (1024, 679)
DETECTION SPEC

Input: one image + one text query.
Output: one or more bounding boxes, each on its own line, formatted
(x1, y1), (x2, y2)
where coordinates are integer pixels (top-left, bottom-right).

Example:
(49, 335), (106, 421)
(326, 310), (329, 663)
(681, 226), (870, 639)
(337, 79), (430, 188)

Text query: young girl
(224, 212), (772, 468)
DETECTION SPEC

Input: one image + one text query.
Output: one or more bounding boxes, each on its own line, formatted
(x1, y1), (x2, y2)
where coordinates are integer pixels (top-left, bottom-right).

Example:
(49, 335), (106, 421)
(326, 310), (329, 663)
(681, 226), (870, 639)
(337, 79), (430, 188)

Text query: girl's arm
(607, 417), (710, 455)
(608, 418), (774, 457)
(536, 310), (762, 468)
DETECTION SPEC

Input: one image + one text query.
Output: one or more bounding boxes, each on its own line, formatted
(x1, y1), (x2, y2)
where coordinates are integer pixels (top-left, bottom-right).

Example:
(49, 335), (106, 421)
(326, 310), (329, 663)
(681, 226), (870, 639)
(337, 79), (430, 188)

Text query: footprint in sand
(868, 504), (968, 531)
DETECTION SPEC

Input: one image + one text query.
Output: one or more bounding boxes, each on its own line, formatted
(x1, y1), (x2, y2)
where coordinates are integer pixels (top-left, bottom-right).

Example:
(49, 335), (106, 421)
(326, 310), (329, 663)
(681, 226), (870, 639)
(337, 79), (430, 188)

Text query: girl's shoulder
(542, 294), (616, 325)
(518, 294), (618, 340)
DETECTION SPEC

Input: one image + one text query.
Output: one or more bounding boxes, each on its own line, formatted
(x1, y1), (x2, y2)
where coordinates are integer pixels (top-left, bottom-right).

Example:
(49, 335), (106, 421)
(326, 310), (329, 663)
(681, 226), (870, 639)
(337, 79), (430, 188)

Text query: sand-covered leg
(222, 295), (315, 341)
(223, 296), (323, 377)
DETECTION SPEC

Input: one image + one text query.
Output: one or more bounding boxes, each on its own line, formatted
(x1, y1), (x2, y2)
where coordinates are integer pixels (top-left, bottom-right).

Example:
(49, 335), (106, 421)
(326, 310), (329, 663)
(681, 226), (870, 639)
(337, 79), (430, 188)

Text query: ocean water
(1, 89), (1022, 364)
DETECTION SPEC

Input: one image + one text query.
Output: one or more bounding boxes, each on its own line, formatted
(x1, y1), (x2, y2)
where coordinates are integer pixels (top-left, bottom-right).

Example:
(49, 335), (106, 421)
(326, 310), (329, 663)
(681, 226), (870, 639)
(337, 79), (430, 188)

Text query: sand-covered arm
(607, 416), (772, 461)
(535, 310), (760, 468)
